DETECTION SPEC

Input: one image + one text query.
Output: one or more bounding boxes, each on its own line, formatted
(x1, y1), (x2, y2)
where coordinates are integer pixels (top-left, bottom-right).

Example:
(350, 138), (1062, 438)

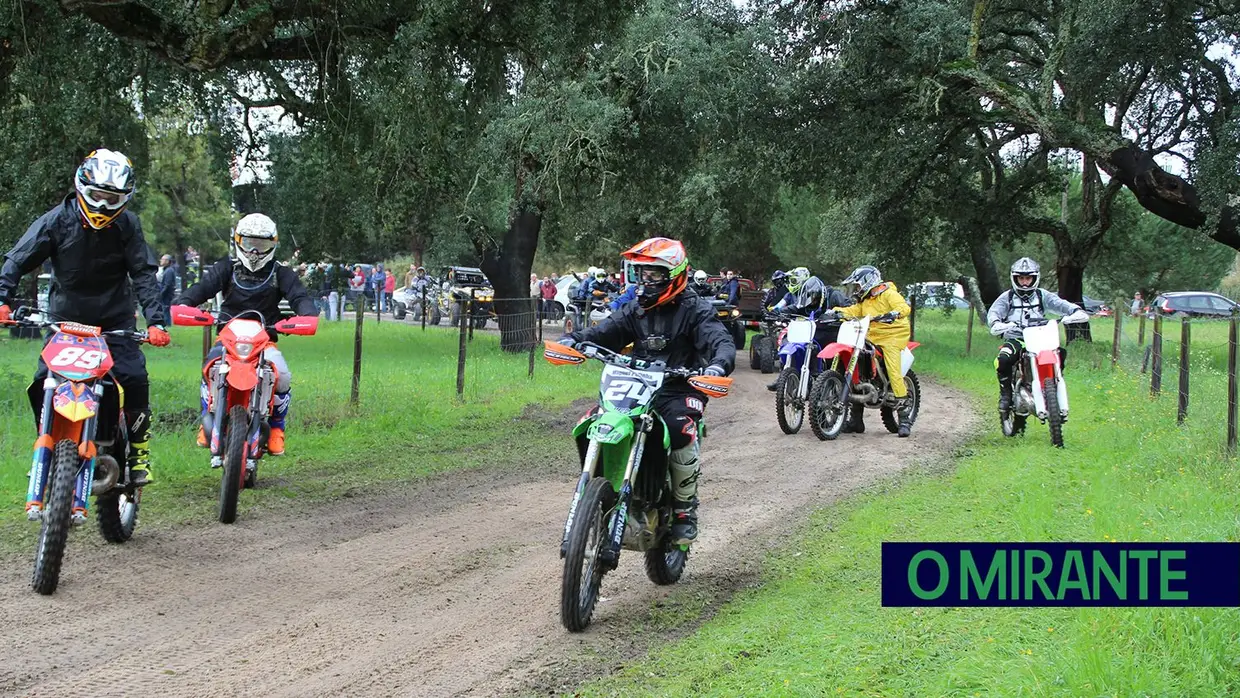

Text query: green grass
(0, 319), (594, 549)
(580, 312), (1240, 697)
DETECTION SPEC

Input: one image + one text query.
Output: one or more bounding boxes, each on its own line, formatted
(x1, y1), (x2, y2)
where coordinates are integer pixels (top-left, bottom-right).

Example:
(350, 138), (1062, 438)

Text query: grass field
(0, 318), (595, 549)
(580, 311), (1240, 697)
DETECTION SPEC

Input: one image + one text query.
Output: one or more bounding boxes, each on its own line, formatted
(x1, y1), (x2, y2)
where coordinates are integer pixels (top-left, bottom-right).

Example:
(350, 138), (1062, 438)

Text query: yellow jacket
(832, 282), (911, 346)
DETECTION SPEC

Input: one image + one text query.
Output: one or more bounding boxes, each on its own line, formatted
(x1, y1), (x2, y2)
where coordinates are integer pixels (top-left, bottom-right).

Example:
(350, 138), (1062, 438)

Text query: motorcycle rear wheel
(97, 487), (139, 543)
(219, 406), (248, 524)
(32, 439), (78, 595)
(645, 519), (689, 586)
(880, 370), (921, 433)
(561, 477), (615, 632)
(774, 368), (804, 434)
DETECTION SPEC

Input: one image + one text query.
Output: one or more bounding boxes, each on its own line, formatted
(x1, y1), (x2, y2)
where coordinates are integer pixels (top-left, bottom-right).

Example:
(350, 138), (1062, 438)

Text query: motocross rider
(175, 213), (318, 457)
(827, 265), (914, 437)
(766, 267), (850, 392)
(986, 257), (1089, 412)
(0, 149), (171, 486)
(690, 269), (715, 299)
(557, 237), (736, 545)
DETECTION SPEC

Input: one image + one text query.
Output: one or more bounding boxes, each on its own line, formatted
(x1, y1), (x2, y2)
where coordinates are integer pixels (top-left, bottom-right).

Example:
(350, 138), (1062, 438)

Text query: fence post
(1229, 318), (1237, 455)
(1150, 314), (1163, 396)
(1177, 316), (1190, 424)
(908, 291), (916, 342)
(1111, 306), (1122, 368)
(350, 301), (364, 406)
(456, 297), (468, 397)
(965, 300), (974, 356)
(375, 288), (381, 323)
(528, 297), (536, 379)
(468, 290), (475, 341)
(1138, 313), (1146, 346)
(202, 324), (211, 363)
(421, 285), (427, 331)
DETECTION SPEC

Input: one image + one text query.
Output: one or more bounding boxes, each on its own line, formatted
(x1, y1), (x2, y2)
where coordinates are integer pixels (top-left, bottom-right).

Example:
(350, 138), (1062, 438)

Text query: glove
(0, 304), (10, 324)
(1064, 309), (1090, 324)
(875, 312), (897, 323)
(557, 337), (577, 349)
(703, 364), (726, 377)
(147, 326), (171, 347)
(989, 321), (1014, 337)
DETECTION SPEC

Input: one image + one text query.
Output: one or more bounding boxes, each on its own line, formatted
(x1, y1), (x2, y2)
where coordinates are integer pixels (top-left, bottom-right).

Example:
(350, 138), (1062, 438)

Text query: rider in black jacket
(0, 149), (170, 485)
(175, 213), (318, 457)
(559, 237), (735, 545)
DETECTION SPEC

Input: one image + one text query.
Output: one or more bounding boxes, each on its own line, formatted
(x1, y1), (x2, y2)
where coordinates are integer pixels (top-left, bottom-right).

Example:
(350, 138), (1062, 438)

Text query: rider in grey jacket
(986, 257), (1089, 411)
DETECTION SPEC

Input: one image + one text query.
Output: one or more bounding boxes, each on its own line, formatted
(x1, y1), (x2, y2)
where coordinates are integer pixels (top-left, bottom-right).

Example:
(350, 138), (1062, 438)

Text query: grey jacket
(986, 289), (1083, 341)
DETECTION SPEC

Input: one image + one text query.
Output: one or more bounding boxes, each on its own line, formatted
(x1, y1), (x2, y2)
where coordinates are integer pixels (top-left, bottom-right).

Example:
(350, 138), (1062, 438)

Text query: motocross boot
(998, 376), (1013, 413)
(670, 442), (702, 544)
(268, 390), (291, 456)
(126, 409), (154, 485)
(844, 404), (865, 434)
(897, 398), (913, 438)
(767, 380), (778, 392)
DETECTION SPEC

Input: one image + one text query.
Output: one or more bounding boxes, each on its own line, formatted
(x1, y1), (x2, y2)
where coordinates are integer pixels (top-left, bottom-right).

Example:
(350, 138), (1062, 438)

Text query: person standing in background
(1130, 291), (1143, 316)
(157, 254), (177, 322)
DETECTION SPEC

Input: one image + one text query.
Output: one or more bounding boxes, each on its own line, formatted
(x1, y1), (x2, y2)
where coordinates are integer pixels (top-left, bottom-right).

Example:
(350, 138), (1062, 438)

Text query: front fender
(587, 410), (635, 444)
(226, 361), (259, 391)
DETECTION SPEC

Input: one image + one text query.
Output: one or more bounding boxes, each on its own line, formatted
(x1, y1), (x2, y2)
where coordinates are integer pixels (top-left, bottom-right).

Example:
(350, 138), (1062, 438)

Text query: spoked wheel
(97, 487), (140, 543)
(880, 370), (921, 433)
(32, 439), (79, 594)
(1043, 377), (1064, 448)
(219, 406), (248, 524)
(809, 370), (848, 441)
(774, 368), (804, 434)
(561, 477), (616, 632)
(645, 516), (689, 585)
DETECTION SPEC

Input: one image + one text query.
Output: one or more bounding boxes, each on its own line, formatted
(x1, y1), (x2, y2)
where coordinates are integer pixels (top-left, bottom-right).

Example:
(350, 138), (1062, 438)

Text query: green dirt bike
(543, 340), (733, 632)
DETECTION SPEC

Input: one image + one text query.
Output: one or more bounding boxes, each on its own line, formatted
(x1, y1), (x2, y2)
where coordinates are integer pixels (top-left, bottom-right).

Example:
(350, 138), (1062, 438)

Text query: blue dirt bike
(773, 314), (830, 434)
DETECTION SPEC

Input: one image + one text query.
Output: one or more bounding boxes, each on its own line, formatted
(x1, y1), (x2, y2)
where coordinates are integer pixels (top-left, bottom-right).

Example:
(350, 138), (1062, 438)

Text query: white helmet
(693, 269), (708, 283)
(1010, 257), (1041, 298)
(233, 213), (278, 272)
(74, 149), (136, 229)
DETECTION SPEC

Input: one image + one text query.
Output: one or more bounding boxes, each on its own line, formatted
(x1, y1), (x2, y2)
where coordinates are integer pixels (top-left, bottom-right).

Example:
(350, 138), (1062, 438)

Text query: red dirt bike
(170, 305), (318, 523)
(3, 310), (154, 594)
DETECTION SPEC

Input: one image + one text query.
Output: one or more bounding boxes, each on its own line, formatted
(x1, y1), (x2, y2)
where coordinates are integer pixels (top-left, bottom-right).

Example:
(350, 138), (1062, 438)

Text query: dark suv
(1152, 292), (1240, 318)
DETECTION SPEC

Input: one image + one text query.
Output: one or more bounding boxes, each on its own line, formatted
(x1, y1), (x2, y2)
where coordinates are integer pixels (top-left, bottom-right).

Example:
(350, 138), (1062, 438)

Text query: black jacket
(0, 197), (165, 330)
(175, 258), (318, 341)
(568, 290), (736, 380)
(159, 266), (178, 305)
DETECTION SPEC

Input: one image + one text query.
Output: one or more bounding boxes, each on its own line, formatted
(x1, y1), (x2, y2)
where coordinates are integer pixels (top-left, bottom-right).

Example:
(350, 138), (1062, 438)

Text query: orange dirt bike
(170, 305), (318, 523)
(3, 311), (154, 594)
(544, 340), (733, 632)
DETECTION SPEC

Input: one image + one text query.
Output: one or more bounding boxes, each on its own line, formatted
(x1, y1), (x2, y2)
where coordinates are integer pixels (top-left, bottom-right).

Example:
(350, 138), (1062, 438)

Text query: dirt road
(0, 368), (977, 697)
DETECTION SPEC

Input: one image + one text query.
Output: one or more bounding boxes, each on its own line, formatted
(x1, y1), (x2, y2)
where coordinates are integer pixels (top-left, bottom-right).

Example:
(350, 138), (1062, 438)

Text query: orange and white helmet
(621, 237), (689, 309)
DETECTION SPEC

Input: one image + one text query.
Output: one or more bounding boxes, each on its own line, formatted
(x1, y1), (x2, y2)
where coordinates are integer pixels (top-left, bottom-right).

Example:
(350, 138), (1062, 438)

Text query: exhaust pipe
(92, 454), (119, 494)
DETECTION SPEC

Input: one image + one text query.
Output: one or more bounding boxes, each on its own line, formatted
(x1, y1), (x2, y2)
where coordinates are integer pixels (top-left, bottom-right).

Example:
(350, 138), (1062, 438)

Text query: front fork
(603, 419), (650, 568)
(1029, 355), (1069, 420)
(26, 379), (101, 524)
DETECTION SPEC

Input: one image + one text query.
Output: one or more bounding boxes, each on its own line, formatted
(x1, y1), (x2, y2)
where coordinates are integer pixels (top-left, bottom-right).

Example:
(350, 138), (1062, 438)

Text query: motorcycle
(773, 314), (828, 435)
(807, 312), (921, 440)
(544, 340), (732, 632)
(3, 310), (152, 594)
(1000, 318), (1072, 447)
(169, 305), (318, 523)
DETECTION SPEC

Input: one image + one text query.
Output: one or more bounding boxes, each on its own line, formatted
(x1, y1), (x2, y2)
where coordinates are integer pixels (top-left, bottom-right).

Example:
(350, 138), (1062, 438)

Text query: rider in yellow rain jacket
(830, 265), (915, 437)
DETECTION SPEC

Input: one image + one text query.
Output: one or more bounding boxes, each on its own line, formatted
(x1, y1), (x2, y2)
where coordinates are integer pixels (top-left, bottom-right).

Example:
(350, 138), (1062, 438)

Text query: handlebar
(169, 304), (318, 336)
(562, 341), (708, 378)
(1, 314), (151, 343)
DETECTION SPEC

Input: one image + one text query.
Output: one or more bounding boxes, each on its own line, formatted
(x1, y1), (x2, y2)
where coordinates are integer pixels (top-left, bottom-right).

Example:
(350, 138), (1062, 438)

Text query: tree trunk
(967, 234), (1003, 306)
(479, 209), (542, 353)
(1056, 258), (1091, 343)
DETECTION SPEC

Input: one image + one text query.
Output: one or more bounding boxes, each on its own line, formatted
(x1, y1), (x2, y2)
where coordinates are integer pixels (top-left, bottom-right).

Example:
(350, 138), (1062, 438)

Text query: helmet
(622, 237), (689, 309)
(842, 265), (882, 299)
(233, 213), (279, 272)
(786, 267), (811, 294)
(693, 269), (708, 283)
(74, 149), (136, 229)
(771, 270), (787, 285)
(595, 269), (607, 280)
(416, 266), (425, 275)
(1010, 257), (1041, 297)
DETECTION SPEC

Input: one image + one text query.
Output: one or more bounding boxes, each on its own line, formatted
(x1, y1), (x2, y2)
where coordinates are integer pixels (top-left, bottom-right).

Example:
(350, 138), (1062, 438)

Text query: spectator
(305, 263), (328, 317)
(349, 265), (365, 313)
(539, 275), (558, 322)
(721, 269), (741, 305)
(405, 264), (418, 289)
(369, 264), (387, 313)
(384, 269), (396, 309)
(157, 254), (177, 322)
(1130, 291), (1143, 316)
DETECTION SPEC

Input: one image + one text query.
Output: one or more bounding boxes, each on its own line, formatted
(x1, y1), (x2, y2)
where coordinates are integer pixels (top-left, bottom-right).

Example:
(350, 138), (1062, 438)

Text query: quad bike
(773, 315), (829, 435)
(748, 314), (785, 374)
(807, 313), (921, 440)
(711, 299), (747, 351)
(544, 340), (732, 632)
(170, 305), (318, 523)
(563, 298), (612, 335)
(392, 284), (443, 325)
(3, 311), (155, 595)
(999, 318), (1075, 448)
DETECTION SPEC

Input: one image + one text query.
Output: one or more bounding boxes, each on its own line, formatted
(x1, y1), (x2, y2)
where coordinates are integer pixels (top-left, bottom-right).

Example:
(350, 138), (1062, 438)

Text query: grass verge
(579, 312), (1240, 697)
(0, 318), (594, 551)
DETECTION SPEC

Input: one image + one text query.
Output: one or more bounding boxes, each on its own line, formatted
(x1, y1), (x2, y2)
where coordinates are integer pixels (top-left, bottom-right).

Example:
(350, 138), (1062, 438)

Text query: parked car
(1081, 296), (1112, 317)
(918, 295), (971, 310)
(1152, 291), (1240, 318)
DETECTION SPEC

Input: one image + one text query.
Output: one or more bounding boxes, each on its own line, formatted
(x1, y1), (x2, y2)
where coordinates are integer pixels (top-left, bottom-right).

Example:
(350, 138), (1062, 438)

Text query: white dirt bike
(996, 317), (1083, 448)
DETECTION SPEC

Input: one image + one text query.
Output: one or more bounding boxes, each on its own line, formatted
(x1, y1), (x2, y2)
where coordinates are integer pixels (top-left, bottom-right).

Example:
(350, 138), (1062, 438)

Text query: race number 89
(49, 347), (105, 369)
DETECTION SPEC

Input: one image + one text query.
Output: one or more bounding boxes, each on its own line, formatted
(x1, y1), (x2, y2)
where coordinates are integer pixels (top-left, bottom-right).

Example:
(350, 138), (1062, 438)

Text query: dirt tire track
(0, 368), (978, 697)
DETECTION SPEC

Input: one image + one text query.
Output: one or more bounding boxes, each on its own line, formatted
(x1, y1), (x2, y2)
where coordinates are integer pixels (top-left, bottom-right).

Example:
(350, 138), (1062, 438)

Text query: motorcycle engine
(621, 508), (660, 551)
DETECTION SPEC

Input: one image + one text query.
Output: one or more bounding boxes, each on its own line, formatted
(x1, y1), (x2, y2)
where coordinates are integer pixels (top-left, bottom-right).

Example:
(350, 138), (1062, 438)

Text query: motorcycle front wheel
(561, 477), (615, 632)
(219, 406), (248, 524)
(809, 370), (848, 441)
(1043, 377), (1064, 448)
(774, 367), (804, 434)
(31, 439), (78, 595)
